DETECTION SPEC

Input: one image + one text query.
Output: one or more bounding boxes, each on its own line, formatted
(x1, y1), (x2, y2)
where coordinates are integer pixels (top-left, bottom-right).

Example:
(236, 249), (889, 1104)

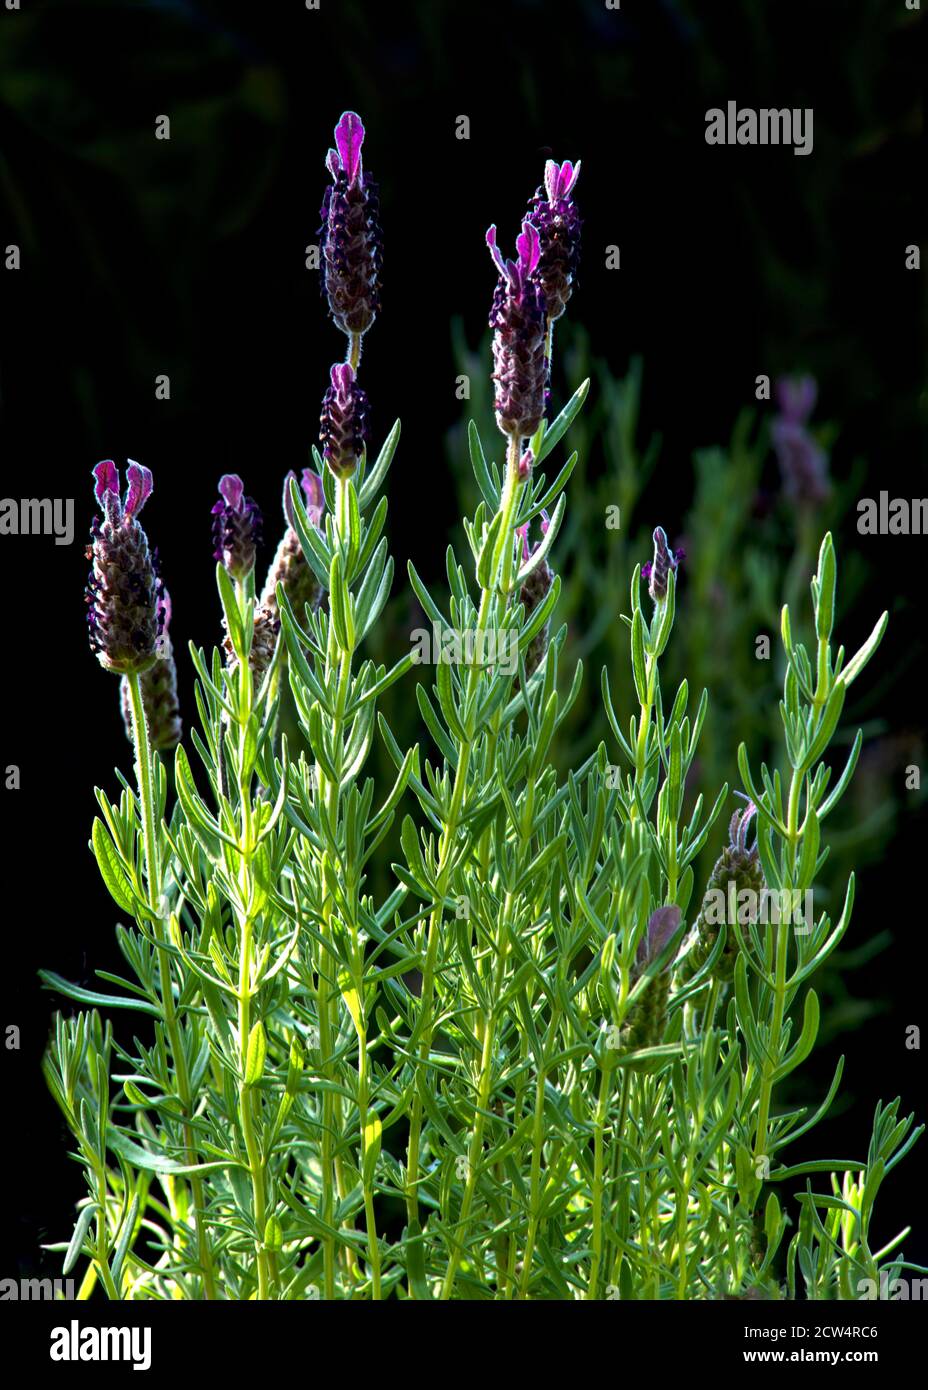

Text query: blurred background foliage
(0, 0), (924, 1272)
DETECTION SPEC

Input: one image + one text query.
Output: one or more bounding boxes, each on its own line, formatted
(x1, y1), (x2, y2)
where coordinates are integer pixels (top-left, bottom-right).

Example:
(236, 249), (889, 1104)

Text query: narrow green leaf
(245, 1021), (267, 1086)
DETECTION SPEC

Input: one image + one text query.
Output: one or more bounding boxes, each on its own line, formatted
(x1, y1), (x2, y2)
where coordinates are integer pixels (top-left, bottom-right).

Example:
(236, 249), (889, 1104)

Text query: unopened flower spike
(320, 361), (370, 479)
(319, 111), (382, 338)
(641, 526), (685, 602)
(211, 474), (262, 580)
(771, 373), (830, 506)
(680, 801), (766, 987)
(85, 459), (162, 676)
(249, 469), (328, 679)
(120, 588), (182, 751)
(517, 510), (554, 681)
(624, 904), (683, 1048)
(487, 220), (547, 442)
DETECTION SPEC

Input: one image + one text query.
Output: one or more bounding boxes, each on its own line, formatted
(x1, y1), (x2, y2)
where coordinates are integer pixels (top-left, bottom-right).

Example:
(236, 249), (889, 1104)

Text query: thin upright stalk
(404, 435), (524, 1268)
(126, 672), (217, 1300)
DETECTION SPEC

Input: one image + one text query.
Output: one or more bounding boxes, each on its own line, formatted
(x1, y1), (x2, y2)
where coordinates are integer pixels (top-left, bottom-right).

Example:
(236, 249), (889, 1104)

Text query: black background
(0, 0), (925, 1294)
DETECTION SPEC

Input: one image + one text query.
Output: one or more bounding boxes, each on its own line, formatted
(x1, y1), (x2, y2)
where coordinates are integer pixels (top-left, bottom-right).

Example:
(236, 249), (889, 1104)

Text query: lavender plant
(42, 113), (922, 1301)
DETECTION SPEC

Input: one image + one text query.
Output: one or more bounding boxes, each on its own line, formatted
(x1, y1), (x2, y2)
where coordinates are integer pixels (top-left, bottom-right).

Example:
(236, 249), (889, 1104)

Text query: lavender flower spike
(516, 510), (554, 681)
(85, 460), (162, 676)
(252, 469), (327, 677)
(319, 111), (382, 338)
(642, 526), (685, 602)
(211, 474), (262, 580)
(120, 589), (182, 751)
(487, 220), (547, 441)
(771, 374), (830, 506)
(526, 158), (582, 324)
(320, 361), (370, 478)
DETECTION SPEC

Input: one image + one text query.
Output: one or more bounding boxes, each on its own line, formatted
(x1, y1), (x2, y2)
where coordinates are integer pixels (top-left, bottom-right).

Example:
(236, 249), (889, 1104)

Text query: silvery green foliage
(42, 399), (924, 1299)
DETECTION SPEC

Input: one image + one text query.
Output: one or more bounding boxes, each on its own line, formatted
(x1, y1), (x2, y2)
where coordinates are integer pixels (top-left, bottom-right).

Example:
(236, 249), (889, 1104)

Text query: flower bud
(487, 221), (547, 440)
(85, 460), (162, 676)
(319, 111), (382, 337)
(623, 905), (683, 1049)
(319, 362), (369, 479)
(517, 512), (554, 680)
(642, 526), (684, 602)
(211, 474), (262, 580)
(684, 803), (765, 985)
(256, 470), (327, 642)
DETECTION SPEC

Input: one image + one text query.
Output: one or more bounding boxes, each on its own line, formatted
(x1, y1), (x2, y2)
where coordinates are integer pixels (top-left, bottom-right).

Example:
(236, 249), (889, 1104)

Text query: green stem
(231, 581), (274, 1300)
(753, 766), (802, 1165)
(126, 672), (217, 1300)
(404, 435), (524, 1266)
(587, 1064), (612, 1299)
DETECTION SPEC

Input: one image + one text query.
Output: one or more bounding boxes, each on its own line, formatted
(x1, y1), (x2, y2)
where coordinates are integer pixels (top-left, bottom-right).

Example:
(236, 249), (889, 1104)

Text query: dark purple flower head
(86, 460), (162, 675)
(211, 473), (262, 580)
(635, 904), (683, 973)
(641, 526), (684, 602)
(319, 111), (382, 337)
(320, 361), (370, 478)
(487, 221), (547, 441)
(526, 158), (582, 324)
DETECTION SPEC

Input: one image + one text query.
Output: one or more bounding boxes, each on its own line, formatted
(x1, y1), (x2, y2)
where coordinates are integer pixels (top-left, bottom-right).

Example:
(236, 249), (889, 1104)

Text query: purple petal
(124, 461), (153, 518)
(330, 361), (355, 395)
(486, 225), (505, 275)
(93, 460), (119, 507)
(516, 522), (530, 566)
(301, 468), (325, 525)
(539, 508), (551, 536)
(325, 147), (340, 179)
(218, 473), (245, 511)
(516, 220), (541, 277)
(334, 111), (365, 186)
(544, 159), (581, 202)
